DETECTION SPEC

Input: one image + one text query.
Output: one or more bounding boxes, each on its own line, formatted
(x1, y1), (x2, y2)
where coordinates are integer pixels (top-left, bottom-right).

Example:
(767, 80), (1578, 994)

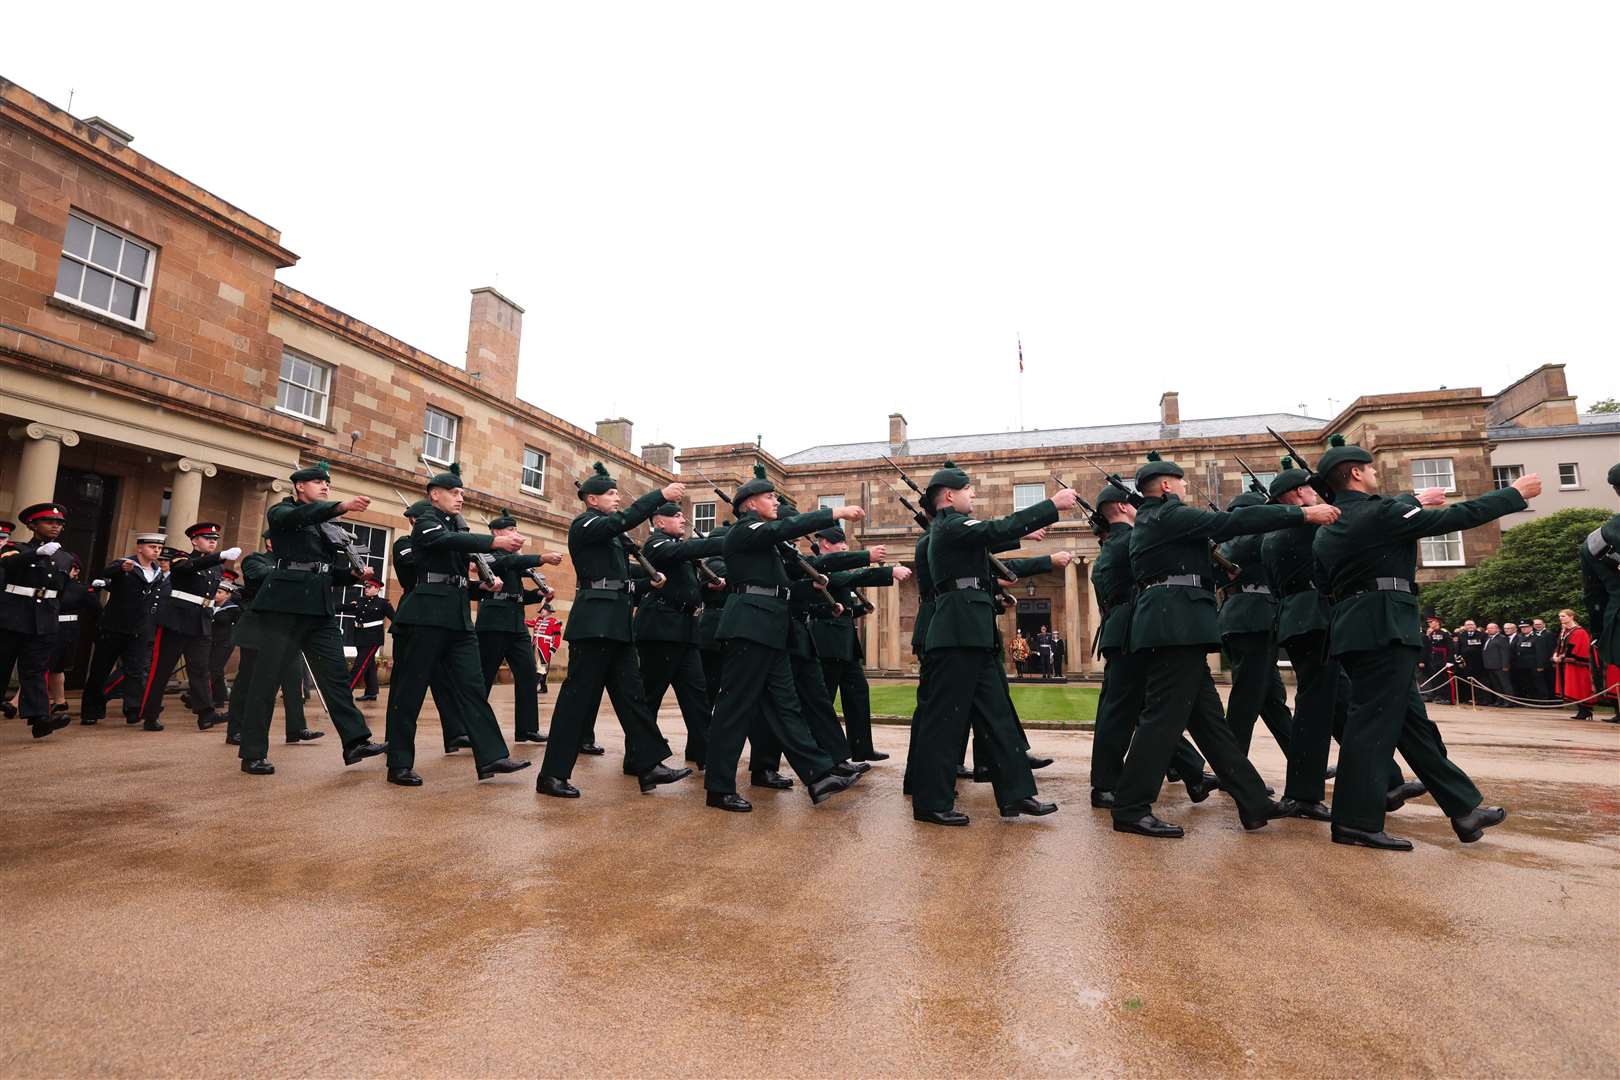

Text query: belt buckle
(35, 586), (48, 599)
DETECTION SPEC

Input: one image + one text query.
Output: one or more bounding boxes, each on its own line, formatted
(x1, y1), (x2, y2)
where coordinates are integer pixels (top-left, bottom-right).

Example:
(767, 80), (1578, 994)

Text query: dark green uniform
(391, 528), (467, 750)
(226, 550), (309, 743)
(383, 505), (513, 772)
(695, 525), (731, 711)
(1088, 523), (1206, 793)
(1217, 527), (1293, 757)
(813, 564), (895, 760)
(476, 554), (550, 741)
(635, 528), (725, 765)
(239, 497), (376, 765)
(1581, 512), (1620, 711)
(1111, 494), (1305, 826)
(902, 528), (938, 795)
(706, 506), (842, 795)
(539, 489), (674, 782)
(1314, 485), (1527, 832)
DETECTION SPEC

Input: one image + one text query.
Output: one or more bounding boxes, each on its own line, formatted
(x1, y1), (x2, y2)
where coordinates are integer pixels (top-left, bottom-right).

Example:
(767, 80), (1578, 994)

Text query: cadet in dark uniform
(1088, 484), (1215, 808)
(1314, 435), (1540, 849)
(206, 580), (241, 710)
(1112, 452), (1332, 838)
(810, 524), (910, 762)
(383, 464), (531, 787)
(79, 532), (166, 725)
(137, 522), (241, 731)
(1452, 620), (1486, 704)
(342, 578), (394, 701)
(912, 461), (1072, 825)
(391, 500), (470, 750)
(475, 509), (564, 743)
(1580, 463), (1620, 720)
(635, 503), (726, 768)
(225, 540), (320, 747)
(48, 557), (97, 719)
(0, 502), (74, 739)
(238, 461), (387, 775)
(1217, 492), (1294, 759)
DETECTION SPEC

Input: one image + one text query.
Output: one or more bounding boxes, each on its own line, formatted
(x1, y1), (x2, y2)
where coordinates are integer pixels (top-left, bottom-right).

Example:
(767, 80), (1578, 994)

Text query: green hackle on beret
(1318, 433), (1373, 474)
(734, 462), (775, 505)
(1134, 449), (1184, 486)
(489, 506), (518, 530)
(290, 459), (331, 483)
(577, 461), (616, 499)
(427, 461), (464, 491)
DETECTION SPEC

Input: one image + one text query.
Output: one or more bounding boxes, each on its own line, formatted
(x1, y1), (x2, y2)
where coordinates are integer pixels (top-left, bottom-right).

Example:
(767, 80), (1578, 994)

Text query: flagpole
(1017, 333), (1025, 431)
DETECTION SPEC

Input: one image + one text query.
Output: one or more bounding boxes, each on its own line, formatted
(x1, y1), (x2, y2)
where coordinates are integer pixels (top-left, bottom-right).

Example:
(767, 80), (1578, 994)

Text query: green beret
(1608, 461), (1620, 489)
(578, 461), (617, 499)
(290, 459), (330, 484)
(1226, 491), (1266, 510)
(1096, 484), (1133, 508)
(1134, 450), (1183, 486)
(651, 502), (682, 518)
(427, 461), (464, 491)
(489, 506), (518, 530)
(924, 460), (970, 508)
(403, 500), (432, 520)
(734, 464), (774, 505)
(1268, 456), (1313, 499)
(1318, 433), (1373, 474)
(815, 525), (846, 543)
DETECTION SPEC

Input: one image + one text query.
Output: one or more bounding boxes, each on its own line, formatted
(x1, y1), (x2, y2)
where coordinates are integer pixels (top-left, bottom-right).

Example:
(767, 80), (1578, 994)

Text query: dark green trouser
(699, 647), (722, 711)
(240, 613), (371, 762)
(1090, 647), (1206, 792)
(385, 625), (510, 771)
(1282, 632), (1405, 804)
(1223, 632), (1294, 756)
(1112, 646), (1271, 823)
(479, 629), (540, 739)
(1333, 646), (1482, 832)
(540, 639), (671, 781)
(226, 645), (306, 740)
(822, 657), (875, 756)
(638, 640), (710, 764)
(902, 649), (933, 796)
(958, 669), (1034, 770)
(793, 653), (853, 763)
(394, 626), (468, 751)
(912, 647), (1036, 814)
(705, 638), (836, 795)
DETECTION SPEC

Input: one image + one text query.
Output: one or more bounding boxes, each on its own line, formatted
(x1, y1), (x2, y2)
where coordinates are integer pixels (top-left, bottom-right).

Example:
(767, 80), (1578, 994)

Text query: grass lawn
(854, 683), (1100, 727)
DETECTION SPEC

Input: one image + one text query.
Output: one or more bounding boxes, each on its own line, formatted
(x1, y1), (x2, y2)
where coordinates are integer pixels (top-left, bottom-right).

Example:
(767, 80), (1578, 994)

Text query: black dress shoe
(853, 750), (890, 762)
(578, 742), (606, 756)
(1239, 799), (1284, 831)
(750, 769), (793, 790)
(342, 740), (387, 766)
(1113, 814), (1184, 838)
(142, 719), (164, 731)
(286, 729), (326, 743)
(1090, 789), (1116, 809)
(241, 758), (275, 775)
(536, 774), (581, 798)
(808, 771), (857, 805)
(834, 760), (870, 775)
(1331, 824), (1413, 850)
(387, 768), (423, 786)
(706, 791), (752, 812)
(1385, 780), (1427, 812)
(225, 733), (242, 745)
(971, 765), (993, 783)
(1184, 775), (1217, 803)
(515, 732), (548, 743)
(125, 714), (141, 724)
(1277, 797), (1333, 821)
(955, 765), (974, 779)
(29, 719), (55, 739)
(0, 700), (15, 718)
(638, 763), (692, 792)
(197, 711), (226, 730)
(1323, 765), (1338, 780)
(1451, 805), (1506, 843)
(1000, 797), (1057, 818)
(356, 694), (378, 702)
(914, 808), (970, 826)
(51, 702), (69, 715)
(477, 757), (533, 780)
(80, 716), (98, 725)
(444, 735), (473, 753)
(1026, 754), (1054, 770)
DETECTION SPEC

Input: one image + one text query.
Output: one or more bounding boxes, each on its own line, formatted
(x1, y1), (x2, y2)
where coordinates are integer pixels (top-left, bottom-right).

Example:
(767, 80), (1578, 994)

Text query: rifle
(317, 522), (371, 579)
(1185, 477), (1243, 579)
(1078, 454), (1146, 508)
(690, 531), (727, 588)
(524, 567), (556, 599)
(689, 467), (838, 608)
(1264, 427), (1335, 504)
(1050, 472), (1107, 537)
(1233, 455), (1272, 501)
(880, 455), (1018, 584)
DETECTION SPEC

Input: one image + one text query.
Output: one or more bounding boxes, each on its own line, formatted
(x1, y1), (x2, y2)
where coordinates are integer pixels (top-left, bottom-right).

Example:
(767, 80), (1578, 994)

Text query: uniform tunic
(475, 554), (548, 738)
(138, 547), (228, 724)
(1217, 531), (1293, 757)
(0, 539), (70, 722)
(79, 556), (164, 722)
(635, 530), (726, 764)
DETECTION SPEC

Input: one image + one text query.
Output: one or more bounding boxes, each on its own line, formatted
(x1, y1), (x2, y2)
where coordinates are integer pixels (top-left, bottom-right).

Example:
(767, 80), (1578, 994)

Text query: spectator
(1482, 622), (1514, 707)
(1453, 619), (1486, 705)
(1510, 620), (1543, 703)
(1011, 630), (1030, 675)
(1052, 632), (1066, 678)
(1420, 614), (1453, 702)
(1034, 625), (1054, 679)
(1530, 618), (1557, 700)
(1554, 608), (1597, 720)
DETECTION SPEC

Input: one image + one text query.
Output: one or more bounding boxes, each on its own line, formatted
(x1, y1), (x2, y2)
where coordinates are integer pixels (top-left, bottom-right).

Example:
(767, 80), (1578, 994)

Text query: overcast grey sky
(11, 3), (1617, 459)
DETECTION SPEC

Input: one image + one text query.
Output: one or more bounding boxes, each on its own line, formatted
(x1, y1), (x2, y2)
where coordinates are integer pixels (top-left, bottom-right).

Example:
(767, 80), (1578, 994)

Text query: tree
(1588, 398), (1620, 414)
(1422, 508), (1611, 627)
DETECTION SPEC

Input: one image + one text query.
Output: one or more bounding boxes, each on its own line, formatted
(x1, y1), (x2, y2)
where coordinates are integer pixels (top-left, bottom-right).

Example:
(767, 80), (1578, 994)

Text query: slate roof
(1488, 413), (1620, 441)
(780, 413), (1328, 466)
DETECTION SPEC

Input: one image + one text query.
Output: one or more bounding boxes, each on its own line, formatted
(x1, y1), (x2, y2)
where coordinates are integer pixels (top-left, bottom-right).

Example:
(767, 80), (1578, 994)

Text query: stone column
(165, 458), (217, 543)
(863, 587), (880, 670)
(8, 423), (79, 512)
(1082, 557), (1102, 674)
(1063, 557), (1083, 675)
(883, 581), (902, 672)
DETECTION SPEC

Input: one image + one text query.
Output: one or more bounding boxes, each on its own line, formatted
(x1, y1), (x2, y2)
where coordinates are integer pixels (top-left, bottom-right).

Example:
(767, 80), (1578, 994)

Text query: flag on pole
(1018, 335), (1024, 374)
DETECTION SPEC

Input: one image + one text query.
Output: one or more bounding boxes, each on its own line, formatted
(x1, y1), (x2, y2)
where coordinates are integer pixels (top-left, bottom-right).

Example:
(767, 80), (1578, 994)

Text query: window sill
(1423, 562), (1466, 568)
(274, 406), (332, 428)
(47, 295), (156, 341)
(1559, 486), (1584, 492)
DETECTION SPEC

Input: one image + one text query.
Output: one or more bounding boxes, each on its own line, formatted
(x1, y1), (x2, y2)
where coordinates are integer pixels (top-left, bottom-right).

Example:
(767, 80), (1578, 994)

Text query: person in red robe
(1554, 609), (1597, 719)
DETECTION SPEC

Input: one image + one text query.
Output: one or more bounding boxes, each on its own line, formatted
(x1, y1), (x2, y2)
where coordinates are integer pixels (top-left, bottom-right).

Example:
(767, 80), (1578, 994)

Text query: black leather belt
(935, 577), (988, 594)
(489, 591), (524, 602)
(1279, 583), (1317, 599)
(587, 579), (631, 592)
(423, 572), (468, 587)
(276, 560), (330, 573)
(1140, 574), (1214, 592)
(730, 584), (790, 600)
(1332, 577), (1413, 603)
(655, 598), (703, 615)
(1218, 582), (1273, 601)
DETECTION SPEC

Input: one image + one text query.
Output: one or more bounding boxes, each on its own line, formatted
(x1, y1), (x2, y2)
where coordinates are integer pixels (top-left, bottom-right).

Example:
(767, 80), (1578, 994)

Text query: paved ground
(2, 687), (1616, 1078)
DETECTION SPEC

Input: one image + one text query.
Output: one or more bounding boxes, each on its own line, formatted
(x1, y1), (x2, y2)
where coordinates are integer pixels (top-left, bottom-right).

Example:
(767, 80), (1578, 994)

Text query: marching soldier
(342, 578), (394, 702)
(810, 524), (910, 762)
(225, 538), (321, 747)
(1087, 484), (1215, 809)
(694, 523), (732, 712)
(1111, 452), (1334, 838)
(391, 500), (471, 751)
(1313, 435), (1540, 849)
(383, 464), (531, 786)
(1217, 491), (1294, 759)
(79, 532), (166, 726)
(1578, 462), (1620, 719)
(0, 503), (73, 739)
(536, 462), (691, 798)
(912, 461), (1073, 825)
(237, 461), (387, 775)
(635, 503), (726, 768)
(475, 509), (564, 743)
(136, 522), (241, 732)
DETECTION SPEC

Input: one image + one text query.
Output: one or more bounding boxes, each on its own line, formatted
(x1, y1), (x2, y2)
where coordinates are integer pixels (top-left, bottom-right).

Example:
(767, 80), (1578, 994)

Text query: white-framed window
(334, 523), (390, 645)
(521, 447), (547, 494)
(1411, 458), (1456, 492)
(1558, 463), (1581, 489)
(275, 350), (332, 424)
(1013, 483), (1046, 512)
(693, 501), (717, 535)
(1250, 471), (1277, 491)
(817, 495), (846, 510)
(1492, 465), (1523, 490)
(1420, 531), (1465, 567)
(54, 210), (156, 328)
(423, 407), (458, 465)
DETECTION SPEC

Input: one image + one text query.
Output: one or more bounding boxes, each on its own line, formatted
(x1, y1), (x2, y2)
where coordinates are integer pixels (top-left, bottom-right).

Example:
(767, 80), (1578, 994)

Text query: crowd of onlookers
(1419, 609), (1616, 720)
(1009, 627), (1067, 678)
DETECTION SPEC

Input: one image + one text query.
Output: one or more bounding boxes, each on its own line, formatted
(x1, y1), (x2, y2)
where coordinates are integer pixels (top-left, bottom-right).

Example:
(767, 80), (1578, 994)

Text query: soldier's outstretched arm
(414, 518), (495, 554)
(644, 531), (725, 568)
(935, 500), (1060, 549)
(267, 499), (346, 530)
(1387, 485), (1530, 540)
(808, 550), (870, 573)
(1184, 501), (1306, 542)
(829, 566), (894, 590)
(734, 507), (838, 549)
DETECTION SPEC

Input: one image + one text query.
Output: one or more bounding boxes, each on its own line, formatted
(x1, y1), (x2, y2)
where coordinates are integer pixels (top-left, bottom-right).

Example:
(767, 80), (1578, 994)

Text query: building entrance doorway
(1016, 598), (1052, 677)
(51, 468), (120, 688)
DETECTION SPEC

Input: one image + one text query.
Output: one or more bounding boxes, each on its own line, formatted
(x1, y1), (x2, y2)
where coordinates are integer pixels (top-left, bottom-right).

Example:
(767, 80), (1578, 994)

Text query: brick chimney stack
(888, 412), (908, 451)
(465, 287), (524, 401)
(641, 442), (675, 472)
(1159, 391), (1180, 427)
(597, 418), (633, 450)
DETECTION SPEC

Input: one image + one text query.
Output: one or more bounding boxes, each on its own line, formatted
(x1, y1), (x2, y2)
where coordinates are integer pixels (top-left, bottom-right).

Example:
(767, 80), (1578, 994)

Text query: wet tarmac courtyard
(2, 688), (1616, 1078)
